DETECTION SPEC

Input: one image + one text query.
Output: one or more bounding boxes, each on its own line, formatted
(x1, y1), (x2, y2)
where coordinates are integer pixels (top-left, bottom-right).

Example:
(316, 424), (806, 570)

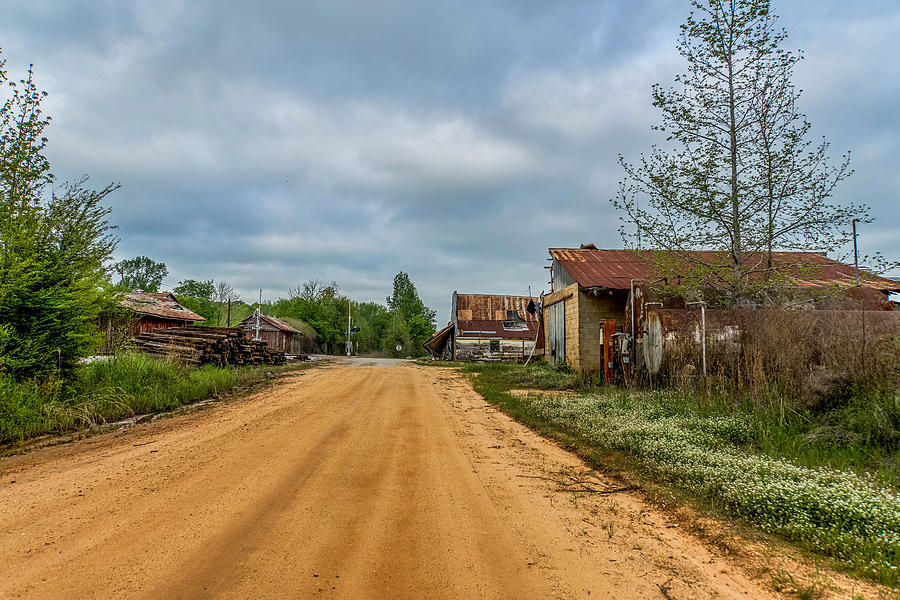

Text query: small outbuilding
(424, 292), (540, 361)
(120, 292), (206, 336)
(239, 314), (304, 355)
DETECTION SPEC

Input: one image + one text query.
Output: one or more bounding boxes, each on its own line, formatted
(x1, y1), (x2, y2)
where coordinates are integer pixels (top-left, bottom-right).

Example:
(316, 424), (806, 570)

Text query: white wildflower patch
(522, 391), (900, 583)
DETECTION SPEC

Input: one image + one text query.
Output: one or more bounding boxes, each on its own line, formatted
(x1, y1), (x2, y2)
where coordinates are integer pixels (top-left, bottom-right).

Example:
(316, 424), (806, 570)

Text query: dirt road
(0, 363), (775, 599)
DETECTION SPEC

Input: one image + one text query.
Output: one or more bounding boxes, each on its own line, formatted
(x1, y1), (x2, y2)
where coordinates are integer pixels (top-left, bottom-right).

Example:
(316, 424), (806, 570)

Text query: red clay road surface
(0, 362), (777, 599)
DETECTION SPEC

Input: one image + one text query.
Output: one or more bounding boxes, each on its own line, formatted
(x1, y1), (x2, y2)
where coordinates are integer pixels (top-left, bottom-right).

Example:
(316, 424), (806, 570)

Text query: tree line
(108, 254), (437, 357)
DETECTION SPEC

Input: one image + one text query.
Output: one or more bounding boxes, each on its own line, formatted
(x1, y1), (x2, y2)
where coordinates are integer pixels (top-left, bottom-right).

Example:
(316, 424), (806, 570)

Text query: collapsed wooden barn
(539, 245), (900, 377)
(238, 314), (304, 355)
(424, 292), (540, 361)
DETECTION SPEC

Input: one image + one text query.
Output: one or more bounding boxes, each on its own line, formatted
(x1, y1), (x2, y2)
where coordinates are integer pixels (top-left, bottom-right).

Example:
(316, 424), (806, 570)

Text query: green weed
(0, 353), (306, 444)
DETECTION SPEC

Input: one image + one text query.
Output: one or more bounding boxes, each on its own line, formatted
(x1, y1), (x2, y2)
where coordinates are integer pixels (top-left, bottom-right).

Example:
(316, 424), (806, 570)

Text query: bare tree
(289, 278), (339, 301)
(613, 0), (866, 299)
(215, 280), (237, 303)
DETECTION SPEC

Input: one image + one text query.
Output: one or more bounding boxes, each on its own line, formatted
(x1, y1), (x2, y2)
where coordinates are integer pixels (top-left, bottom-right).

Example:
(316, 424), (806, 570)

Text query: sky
(2, 0), (898, 325)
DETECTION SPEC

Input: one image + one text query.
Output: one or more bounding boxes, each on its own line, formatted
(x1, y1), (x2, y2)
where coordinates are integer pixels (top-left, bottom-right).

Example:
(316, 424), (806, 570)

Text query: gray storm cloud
(2, 0), (897, 324)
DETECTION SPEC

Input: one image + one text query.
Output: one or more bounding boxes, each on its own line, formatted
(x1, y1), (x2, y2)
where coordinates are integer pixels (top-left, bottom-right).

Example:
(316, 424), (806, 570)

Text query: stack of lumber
(131, 325), (286, 366)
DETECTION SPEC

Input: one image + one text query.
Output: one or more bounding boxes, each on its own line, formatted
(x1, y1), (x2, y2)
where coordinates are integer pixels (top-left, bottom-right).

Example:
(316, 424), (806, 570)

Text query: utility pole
(346, 299), (352, 356)
(227, 297), (232, 327)
(254, 289), (262, 341)
(852, 218), (860, 283)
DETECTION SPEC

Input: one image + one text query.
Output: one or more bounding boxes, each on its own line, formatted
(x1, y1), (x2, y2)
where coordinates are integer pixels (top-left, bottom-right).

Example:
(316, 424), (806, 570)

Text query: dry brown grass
(654, 309), (900, 402)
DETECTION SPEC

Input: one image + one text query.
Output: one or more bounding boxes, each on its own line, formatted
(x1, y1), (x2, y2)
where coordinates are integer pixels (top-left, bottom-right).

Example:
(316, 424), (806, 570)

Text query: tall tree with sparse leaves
(613, 0), (864, 299)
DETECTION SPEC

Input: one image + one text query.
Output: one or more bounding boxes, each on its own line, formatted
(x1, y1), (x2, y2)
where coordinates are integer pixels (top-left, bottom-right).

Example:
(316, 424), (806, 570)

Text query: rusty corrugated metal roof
(423, 324), (454, 357)
(549, 248), (900, 291)
(260, 315), (300, 334)
(239, 314), (301, 334)
(455, 294), (540, 322)
(120, 292), (206, 322)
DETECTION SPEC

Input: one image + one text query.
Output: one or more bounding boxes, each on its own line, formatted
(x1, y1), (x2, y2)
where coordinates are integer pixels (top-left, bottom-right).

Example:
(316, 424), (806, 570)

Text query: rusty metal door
(547, 300), (565, 365)
(600, 319), (616, 384)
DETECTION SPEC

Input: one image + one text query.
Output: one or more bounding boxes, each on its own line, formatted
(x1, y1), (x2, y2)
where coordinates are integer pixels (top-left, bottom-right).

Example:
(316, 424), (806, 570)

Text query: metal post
(630, 279), (641, 341)
(852, 218), (860, 283)
(686, 301), (707, 376)
(346, 299), (352, 356)
(700, 303), (706, 377)
(254, 289), (262, 341)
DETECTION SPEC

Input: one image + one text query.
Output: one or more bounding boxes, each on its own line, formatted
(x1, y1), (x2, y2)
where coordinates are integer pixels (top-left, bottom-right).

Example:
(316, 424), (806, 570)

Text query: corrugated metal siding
(551, 257), (575, 293)
(547, 300), (566, 365)
(456, 320), (538, 339)
(455, 294), (538, 322)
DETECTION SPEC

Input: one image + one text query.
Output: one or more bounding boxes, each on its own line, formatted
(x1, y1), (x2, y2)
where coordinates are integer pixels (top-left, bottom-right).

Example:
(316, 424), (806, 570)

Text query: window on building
(489, 340), (500, 353)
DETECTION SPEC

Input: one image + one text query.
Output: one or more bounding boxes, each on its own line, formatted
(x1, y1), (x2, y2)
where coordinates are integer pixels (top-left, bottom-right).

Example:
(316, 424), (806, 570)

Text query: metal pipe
(685, 301), (707, 376)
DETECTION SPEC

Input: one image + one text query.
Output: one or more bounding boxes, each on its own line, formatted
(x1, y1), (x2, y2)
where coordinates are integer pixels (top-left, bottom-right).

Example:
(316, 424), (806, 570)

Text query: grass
(0, 352), (307, 444)
(442, 360), (900, 588)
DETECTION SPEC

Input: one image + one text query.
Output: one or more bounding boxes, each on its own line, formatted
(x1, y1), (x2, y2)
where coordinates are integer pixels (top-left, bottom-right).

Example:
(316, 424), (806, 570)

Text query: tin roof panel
(549, 248), (900, 291)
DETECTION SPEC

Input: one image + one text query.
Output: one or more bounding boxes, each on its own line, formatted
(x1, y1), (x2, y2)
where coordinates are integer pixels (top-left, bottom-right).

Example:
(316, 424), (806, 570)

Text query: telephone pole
(346, 299), (352, 356)
(254, 289), (262, 341)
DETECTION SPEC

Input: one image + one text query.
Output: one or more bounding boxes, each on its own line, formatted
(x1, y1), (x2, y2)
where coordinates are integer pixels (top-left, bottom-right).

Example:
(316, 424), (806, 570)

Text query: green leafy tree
(355, 301), (390, 353)
(274, 279), (347, 353)
(613, 0), (865, 299)
(115, 256), (168, 292)
(0, 56), (119, 378)
(173, 279), (217, 324)
(272, 275), (434, 356)
(382, 313), (411, 357)
(386, 272), (435, 354)
(174, 279), (215, 300)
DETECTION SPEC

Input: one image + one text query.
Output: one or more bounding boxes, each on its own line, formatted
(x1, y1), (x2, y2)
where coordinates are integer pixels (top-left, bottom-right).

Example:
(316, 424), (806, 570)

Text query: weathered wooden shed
(541, 245), (900, 375)
(239, 314), (304, 355)
(424, 292), (539, 361)
(119, 292), (206, 337)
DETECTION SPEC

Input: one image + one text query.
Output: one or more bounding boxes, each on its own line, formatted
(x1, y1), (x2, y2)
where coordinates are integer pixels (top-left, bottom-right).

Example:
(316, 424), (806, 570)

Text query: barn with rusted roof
(424, 292), (540, 361)
(542, 245), (900, 375)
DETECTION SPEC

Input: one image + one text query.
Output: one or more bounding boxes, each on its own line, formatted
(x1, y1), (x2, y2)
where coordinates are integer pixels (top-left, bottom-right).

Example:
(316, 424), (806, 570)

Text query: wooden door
(547, 301), (565, 365)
